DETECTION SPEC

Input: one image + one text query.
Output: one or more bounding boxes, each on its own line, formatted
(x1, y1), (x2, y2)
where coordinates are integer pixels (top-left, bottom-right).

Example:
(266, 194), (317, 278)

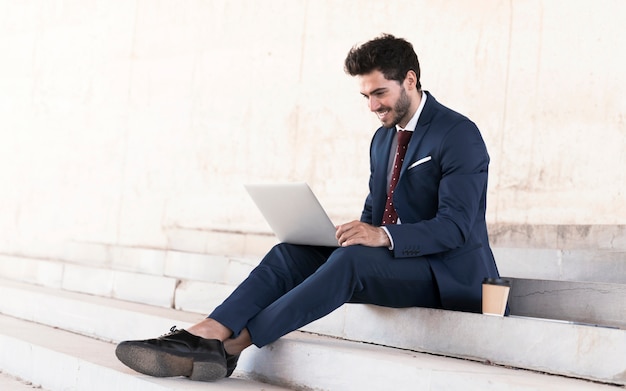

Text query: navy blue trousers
(209, 243), (441, 347)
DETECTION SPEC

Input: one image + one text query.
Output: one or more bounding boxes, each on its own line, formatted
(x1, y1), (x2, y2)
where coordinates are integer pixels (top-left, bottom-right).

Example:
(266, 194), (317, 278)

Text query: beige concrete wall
(0, 0), (624, 256)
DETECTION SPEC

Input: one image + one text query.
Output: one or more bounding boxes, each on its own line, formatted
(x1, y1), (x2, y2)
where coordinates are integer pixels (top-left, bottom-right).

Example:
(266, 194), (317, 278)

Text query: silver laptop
(245, 182), (339, 247)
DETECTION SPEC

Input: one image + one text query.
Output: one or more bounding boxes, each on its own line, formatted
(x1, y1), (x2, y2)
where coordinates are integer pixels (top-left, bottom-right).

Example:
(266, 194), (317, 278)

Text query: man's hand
(335, 220), (391, 248)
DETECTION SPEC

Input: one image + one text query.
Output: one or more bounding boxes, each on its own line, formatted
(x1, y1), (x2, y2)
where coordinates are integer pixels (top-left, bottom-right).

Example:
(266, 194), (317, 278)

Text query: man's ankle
(187, 318), (231, 341)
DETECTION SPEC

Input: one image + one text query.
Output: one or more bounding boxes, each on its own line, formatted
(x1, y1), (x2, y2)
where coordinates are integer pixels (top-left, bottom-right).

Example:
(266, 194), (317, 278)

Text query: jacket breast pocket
(406, 159), (435, 178)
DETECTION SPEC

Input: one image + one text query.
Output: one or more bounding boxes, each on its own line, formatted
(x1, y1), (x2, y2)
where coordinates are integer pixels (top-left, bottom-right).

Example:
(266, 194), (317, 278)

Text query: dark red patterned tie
(382, 130), (412, 225)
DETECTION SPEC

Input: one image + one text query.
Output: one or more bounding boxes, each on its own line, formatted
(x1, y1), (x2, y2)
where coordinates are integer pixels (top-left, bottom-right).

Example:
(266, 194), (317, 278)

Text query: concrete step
(3, 249), (624, 327)
(0, 371), (49, 391)
(0, 278), (623, 388)
(494, 247), (626, 284)
(164, 223), (626, 260)
(0, 288), (620, 391)
(240, 330), (621, 391)
(1, 248), (624, 383)
(7, 226), (626, 289)
(0, 251), (251, 311)
(301, 301), (626, 386)
(8, 253), (617, 384)
(0, 314), (292, 391)
(488, 224), (626, 251)
(507, 277), (626, 328)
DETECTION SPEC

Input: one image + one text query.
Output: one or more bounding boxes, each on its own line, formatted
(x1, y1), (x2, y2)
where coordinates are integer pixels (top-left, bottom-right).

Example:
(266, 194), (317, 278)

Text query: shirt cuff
(381, 226), (394, 250)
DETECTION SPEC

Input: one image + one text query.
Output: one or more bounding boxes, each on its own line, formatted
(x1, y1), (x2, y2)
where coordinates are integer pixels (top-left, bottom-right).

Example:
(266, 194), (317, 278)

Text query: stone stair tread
(506, 277), (626, 328)
(0, 314), (292, 391)
(301, 300), (626, 385)
(0, 371), (50, 391)
(0, 314), (618, 391)
(0, 278), (624, 389)
(241, 331), (620, 391)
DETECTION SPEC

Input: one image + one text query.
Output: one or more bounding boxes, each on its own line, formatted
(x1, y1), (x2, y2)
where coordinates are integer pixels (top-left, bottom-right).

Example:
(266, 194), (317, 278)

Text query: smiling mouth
(377, 110), (390, 120)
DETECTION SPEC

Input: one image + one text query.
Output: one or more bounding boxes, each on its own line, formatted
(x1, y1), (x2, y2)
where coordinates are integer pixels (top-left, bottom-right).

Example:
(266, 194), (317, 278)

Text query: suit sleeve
(384, 119), (490, 258)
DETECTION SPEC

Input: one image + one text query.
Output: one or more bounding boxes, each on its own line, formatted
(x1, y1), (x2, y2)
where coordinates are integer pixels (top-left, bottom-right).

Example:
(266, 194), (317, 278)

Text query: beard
(381, 86), (412, 128)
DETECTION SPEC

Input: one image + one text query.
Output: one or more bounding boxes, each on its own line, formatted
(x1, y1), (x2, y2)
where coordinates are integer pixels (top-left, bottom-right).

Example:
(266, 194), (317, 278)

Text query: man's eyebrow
(361, 87), (387, 97)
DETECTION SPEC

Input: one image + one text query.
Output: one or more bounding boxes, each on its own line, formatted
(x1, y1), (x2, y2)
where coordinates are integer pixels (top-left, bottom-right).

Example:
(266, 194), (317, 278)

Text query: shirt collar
(396, 91), (427, 132)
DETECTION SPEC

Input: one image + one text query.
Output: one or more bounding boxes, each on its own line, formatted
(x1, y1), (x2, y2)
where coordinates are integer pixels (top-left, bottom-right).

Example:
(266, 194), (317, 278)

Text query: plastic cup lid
(482, 277), (511, 286)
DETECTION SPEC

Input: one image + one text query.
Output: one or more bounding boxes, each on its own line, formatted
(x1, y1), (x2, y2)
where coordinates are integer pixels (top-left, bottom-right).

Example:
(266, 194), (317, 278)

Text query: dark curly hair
(344, 33), (421, 90)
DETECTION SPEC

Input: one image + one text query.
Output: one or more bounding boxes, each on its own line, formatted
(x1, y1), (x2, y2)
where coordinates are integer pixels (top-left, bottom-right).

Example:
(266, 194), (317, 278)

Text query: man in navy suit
(116, 33), (502, 382)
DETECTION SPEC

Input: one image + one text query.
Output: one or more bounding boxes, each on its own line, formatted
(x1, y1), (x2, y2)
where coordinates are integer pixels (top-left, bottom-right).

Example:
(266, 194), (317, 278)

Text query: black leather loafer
(226, 352), (240, 377)
(115, 327), (227, 382)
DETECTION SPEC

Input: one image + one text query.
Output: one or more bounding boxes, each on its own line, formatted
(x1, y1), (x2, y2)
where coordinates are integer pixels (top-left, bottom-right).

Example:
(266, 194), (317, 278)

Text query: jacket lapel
(400, 91), (436, 175)
(373, 128), (395, 208)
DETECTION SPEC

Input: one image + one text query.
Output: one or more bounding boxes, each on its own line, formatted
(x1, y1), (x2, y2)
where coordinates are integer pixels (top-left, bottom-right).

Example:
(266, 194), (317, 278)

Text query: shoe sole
(115, 343), (227, 382)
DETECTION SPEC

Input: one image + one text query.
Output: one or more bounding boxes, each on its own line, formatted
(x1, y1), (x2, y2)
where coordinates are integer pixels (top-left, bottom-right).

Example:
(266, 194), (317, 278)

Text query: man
(115, 33), (502, 382)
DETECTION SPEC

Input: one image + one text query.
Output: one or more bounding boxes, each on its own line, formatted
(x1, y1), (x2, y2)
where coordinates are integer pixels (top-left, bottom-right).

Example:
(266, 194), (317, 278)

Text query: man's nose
(369, 97), (381, 112)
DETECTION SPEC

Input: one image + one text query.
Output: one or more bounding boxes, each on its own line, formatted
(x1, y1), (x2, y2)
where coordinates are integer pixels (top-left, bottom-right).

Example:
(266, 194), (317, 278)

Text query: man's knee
(259, 243), (331, 281)
(260, 243), (298, 267)
(323, 246), (369, 271)
(328, 245), (388, 261)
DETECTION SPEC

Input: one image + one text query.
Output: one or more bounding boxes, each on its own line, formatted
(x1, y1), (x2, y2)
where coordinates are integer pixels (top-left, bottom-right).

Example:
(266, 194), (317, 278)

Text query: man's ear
(404, 70), (418, 90)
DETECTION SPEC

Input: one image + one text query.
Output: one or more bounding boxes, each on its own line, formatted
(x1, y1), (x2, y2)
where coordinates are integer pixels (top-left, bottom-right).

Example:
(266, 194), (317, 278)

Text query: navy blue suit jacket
(360, 91), (500, 313)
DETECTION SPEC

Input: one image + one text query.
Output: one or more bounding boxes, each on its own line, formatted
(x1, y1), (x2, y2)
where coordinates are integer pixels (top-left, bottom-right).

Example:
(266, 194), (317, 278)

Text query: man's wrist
(380, 226), (394, 250)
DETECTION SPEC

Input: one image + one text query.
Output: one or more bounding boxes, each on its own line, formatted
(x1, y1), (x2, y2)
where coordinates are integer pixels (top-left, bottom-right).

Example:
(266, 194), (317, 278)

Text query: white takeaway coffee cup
(482, 278), (511, 316)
